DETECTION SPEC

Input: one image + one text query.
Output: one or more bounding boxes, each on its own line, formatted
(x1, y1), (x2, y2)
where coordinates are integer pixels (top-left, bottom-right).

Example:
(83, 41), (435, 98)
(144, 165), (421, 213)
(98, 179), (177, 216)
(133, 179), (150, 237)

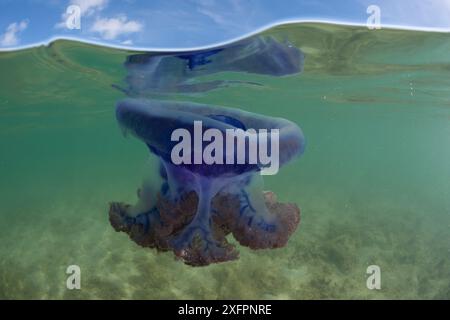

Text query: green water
(0, 23), (449, 299)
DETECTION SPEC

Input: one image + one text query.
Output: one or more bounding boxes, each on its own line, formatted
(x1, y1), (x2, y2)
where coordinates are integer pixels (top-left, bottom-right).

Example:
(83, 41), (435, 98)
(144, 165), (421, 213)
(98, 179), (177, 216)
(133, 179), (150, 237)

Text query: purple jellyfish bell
(109, 98), (306, 266)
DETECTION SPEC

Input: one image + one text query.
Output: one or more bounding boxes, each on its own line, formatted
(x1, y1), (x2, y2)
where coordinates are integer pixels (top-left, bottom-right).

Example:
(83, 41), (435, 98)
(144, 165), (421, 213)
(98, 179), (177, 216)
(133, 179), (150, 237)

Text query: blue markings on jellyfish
(116, 36), (304, 96)
(177, 48), (223, 70)
(109, 35), (306, 266)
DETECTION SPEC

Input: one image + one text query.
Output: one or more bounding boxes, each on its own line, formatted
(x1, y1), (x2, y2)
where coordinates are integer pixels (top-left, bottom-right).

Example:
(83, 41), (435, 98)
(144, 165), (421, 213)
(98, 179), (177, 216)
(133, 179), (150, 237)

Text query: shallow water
(0, 23), (449, 299)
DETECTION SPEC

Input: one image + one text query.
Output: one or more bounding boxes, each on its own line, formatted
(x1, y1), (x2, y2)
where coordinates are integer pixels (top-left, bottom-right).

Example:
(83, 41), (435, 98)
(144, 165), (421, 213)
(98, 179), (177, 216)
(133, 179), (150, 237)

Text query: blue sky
(0, 0), (449, 49)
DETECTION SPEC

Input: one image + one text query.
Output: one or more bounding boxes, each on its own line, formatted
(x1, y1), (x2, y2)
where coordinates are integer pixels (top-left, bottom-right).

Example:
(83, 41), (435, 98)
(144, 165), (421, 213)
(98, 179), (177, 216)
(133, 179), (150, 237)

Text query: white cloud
(0, 20), (28, 47)
(197, 7), (227, 26)
(70, 0), (108, 16)
(358, 0), (450, 29)
(56, 0), (108, 29)
(90, 15), (142, 40)
(194, 0), (252, 31)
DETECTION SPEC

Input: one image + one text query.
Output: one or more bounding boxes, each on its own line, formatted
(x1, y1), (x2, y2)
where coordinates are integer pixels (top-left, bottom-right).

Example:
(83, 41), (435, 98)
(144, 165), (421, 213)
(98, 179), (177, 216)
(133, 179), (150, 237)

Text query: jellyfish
(109, 35), (306, 266)
(109, 99), (305, 266)
(117, 35), (304, 96)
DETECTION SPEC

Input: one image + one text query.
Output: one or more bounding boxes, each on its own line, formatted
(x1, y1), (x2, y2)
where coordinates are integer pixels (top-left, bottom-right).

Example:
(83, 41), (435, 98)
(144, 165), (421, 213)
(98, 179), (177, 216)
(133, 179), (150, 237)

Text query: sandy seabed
(1, 183), (448, 299)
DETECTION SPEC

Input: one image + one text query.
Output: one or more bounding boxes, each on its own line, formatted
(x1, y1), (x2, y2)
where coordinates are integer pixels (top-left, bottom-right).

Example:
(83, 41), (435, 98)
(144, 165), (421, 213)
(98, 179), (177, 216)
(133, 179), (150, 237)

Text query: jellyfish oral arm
(161, 160), (242, 250)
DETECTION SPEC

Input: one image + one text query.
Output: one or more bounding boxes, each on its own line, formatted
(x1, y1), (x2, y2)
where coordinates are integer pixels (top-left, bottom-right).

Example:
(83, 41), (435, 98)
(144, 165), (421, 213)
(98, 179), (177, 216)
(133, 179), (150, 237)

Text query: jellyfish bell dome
(116, 98), (305, 177)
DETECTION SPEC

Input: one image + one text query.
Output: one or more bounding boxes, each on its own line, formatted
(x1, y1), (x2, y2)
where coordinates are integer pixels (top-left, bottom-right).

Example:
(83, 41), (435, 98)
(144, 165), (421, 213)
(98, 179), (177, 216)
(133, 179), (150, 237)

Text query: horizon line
(1, 18), (449, 53)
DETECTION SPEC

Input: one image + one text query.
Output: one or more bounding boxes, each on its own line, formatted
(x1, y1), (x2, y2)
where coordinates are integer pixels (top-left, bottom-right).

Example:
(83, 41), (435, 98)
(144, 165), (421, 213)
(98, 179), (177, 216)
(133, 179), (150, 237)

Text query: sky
(0, 0), (449, 50)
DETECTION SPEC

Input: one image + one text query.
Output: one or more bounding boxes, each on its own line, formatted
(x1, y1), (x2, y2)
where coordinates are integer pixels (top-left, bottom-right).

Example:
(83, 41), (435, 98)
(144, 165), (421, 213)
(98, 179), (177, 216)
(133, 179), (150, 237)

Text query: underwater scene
(0, 22), (449, 299)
